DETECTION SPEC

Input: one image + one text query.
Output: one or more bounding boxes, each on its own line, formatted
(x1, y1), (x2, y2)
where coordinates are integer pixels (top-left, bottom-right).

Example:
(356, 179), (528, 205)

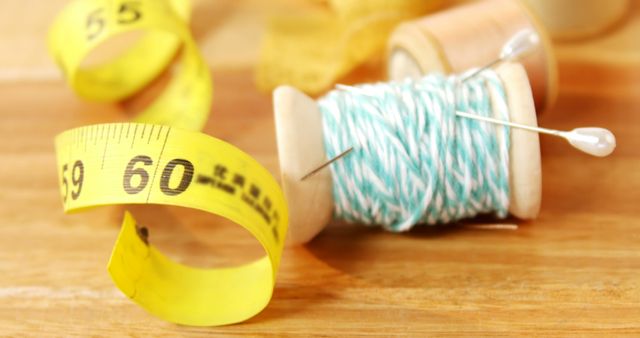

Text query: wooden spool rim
(386, 0), (558, 113)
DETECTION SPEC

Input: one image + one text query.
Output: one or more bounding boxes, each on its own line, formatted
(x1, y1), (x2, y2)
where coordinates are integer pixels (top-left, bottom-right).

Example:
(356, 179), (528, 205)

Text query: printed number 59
(61, 160), (85, 202)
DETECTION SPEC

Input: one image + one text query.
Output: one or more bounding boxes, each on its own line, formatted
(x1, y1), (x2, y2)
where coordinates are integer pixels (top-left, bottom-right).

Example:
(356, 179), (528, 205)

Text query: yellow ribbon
(256, 0), (444, 95)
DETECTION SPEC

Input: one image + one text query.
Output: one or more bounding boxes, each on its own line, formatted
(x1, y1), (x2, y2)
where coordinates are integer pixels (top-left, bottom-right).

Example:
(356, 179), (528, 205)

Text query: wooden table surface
(1, 0), (640, 336)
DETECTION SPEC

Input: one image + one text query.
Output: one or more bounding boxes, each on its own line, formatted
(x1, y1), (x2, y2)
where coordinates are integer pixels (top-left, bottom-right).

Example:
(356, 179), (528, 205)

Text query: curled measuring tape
(49, 0), (211, 131)
(56, 124), (288, 326)
(49, 0), (288, 327)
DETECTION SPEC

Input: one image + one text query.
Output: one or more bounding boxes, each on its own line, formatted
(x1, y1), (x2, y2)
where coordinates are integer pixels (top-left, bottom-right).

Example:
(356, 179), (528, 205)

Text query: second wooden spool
(387, 0), (557, 114)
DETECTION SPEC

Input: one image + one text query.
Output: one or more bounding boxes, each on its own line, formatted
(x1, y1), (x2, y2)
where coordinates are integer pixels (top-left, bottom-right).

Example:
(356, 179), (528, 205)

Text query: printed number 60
(123, 155), (194, 196)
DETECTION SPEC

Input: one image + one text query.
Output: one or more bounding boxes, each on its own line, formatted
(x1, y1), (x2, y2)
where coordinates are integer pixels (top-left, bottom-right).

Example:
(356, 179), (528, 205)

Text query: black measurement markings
(160, 159), (194, 196)
(195, 163), (281, 242)
(123, 155), (153, 195)
(86, 1), (142, 41)
(100, 124), (112, 169)
(60, 160), (85, 202)
(147, 125), (155, 144)
(156, 126), (164, 141)
(118, 128), (190, 202)
(140, 124), (147, 140)
(144, 128), (171, 202)
(130, 124), (139, 148)
(118, 123), (124, 143)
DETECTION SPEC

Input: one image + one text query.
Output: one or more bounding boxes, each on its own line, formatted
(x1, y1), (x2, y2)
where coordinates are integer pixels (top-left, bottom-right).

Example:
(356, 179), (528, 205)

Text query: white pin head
(500, 29), (540, 61)
(459, 29), (542, 83)
(563, 127), (616, 157)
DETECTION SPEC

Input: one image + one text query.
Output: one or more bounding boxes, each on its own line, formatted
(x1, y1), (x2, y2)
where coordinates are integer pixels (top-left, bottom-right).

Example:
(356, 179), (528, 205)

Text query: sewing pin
(459, 29), (540, 82)
(455, 111), (616, 157)
(300, 95), (615, 181)
(301, 110), (615, 181)
(300, 147), (353, 181)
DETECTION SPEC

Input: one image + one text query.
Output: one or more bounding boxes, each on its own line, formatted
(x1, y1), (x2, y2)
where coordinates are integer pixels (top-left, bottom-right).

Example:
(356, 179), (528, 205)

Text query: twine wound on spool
(319, 71), (511, 231)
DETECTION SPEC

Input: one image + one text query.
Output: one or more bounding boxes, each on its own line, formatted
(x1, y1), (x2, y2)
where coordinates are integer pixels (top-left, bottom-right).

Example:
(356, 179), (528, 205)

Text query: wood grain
(1, 0), (640, 336)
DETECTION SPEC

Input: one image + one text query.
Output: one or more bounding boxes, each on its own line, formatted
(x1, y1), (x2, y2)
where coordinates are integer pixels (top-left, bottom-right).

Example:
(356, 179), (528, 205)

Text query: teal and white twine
(318, 70), (511, 232)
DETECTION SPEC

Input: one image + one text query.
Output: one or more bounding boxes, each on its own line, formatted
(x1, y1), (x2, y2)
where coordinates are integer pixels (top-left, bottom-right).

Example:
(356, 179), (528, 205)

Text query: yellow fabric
(49, 0), (288, 326)
(256, 0), (444, 95)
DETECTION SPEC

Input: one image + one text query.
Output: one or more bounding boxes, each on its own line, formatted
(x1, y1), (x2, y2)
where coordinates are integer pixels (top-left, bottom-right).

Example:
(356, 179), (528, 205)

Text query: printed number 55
(85, 1), (142, 41)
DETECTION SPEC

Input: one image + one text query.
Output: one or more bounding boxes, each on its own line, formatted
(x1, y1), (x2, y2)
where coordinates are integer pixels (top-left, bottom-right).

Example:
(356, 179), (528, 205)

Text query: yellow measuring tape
(56, 123), (287, 326)
(49, 0), (288, 326)
(49, 0), (211, 131)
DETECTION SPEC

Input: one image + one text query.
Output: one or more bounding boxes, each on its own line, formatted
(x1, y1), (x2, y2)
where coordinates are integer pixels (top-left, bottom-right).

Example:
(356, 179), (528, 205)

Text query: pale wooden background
(1, 0), (640, 336)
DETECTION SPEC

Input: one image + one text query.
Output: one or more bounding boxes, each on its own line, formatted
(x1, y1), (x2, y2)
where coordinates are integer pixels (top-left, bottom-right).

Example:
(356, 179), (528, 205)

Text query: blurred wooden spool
(387, 0), (557, 113)
(520, 0), (629, 40)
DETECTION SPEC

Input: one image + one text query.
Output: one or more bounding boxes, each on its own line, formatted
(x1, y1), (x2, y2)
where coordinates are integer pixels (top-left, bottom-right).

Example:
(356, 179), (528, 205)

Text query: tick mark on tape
(156, 125), (164, 141)
(131, 124), (139, 148)
(145, 128), (171, 202)
(100, 124), (112, 169)
(101, 137), (108, 169)
(147, 125), (155, 144)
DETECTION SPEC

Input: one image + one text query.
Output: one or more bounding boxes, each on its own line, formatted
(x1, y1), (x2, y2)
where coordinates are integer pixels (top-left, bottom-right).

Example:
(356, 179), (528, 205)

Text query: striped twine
(319, 71), (510, 231)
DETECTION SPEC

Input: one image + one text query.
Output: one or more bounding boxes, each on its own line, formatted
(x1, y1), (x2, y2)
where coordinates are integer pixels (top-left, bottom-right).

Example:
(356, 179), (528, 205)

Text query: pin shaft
(458, 58), (503, 83)
(455, 111), (562, 137)
(300, 147), (354, 181)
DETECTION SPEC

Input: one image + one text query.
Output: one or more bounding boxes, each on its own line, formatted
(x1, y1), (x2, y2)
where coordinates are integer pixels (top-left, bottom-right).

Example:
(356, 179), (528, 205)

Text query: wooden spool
(520, 0), (629, 40)
(387, 0), (557, 114)
(274, 62), (541, 245)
